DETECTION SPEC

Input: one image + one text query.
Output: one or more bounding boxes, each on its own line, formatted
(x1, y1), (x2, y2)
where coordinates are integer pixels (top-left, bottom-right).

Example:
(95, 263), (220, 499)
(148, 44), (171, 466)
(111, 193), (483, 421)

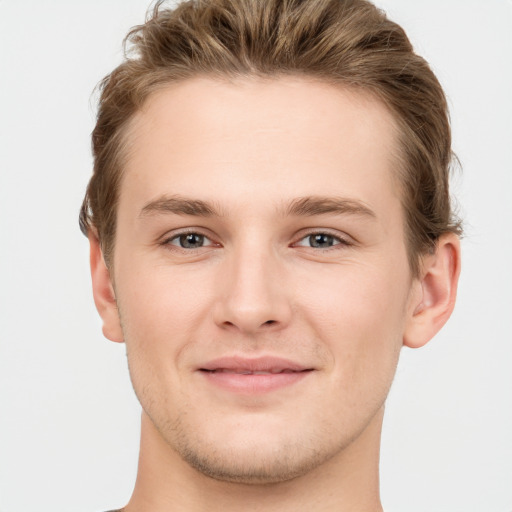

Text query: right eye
(167, 232), (214, 249)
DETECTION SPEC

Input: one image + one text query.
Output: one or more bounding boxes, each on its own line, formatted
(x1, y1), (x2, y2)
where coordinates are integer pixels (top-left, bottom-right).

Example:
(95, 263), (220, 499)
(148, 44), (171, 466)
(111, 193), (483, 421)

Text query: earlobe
(89, 231), (124, 343)
(403, 233), (461, 349)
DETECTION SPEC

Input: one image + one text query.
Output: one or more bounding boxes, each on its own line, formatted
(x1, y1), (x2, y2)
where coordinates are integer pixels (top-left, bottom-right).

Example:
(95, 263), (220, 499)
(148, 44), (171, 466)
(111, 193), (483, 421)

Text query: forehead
(120, 76), (401, 218)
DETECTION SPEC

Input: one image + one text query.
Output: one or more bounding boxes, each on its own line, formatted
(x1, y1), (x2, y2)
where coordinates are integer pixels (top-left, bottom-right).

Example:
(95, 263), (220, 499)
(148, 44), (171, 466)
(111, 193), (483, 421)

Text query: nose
(213, 242), (292, 334)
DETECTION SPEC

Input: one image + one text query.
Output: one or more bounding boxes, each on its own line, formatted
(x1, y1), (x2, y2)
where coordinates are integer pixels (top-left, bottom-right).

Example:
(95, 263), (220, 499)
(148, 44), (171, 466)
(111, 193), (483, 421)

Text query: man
(80, 0), (461, 510)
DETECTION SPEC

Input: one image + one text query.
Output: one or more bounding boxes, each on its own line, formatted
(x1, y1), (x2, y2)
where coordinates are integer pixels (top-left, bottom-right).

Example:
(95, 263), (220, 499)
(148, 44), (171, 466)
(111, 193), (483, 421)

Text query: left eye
(168, 233), (214, 249)
(295, 233), (345, 249)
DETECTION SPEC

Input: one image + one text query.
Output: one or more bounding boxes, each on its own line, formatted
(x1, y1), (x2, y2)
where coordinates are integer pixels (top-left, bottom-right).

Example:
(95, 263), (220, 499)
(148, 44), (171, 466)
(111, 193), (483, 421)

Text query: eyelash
(162, 230), (217, 251)
(161, 229), (352, 252)
(293, 231), (353, 250)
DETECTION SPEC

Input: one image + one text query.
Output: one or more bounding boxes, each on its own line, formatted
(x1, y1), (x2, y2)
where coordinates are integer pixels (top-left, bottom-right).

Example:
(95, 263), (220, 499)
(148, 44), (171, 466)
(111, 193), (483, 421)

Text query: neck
(122, 409), (384, 512)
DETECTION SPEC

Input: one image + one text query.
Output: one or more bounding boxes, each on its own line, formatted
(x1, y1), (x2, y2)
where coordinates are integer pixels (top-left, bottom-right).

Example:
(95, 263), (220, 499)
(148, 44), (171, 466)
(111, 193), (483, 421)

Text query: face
(110, 77), (419, 483)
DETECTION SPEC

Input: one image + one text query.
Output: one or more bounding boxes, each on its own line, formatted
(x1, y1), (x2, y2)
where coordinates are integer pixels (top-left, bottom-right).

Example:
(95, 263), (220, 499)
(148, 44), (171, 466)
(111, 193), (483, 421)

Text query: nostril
(264, 320), (276, 325)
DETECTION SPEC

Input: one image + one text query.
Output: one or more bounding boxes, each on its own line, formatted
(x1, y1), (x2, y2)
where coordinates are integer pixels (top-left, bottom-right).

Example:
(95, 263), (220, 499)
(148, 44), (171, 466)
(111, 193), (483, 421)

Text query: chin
(162, 412), (346, 485)
(176, 441), (329, 485)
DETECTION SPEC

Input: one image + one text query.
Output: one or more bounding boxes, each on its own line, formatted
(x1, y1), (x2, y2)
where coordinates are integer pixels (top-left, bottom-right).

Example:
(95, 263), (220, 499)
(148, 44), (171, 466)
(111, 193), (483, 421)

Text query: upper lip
(199, 356), (312, 373)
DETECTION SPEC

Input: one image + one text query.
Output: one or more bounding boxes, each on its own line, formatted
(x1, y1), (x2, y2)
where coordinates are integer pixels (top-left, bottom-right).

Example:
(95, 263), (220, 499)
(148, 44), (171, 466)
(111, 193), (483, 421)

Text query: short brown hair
(79, 0), (462, 275)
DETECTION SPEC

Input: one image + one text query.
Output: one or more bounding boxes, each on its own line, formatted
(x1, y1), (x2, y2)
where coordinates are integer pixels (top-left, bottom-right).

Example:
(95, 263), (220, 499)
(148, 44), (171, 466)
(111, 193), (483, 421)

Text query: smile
(201, 368), (305, 375)
(198, 356), (314, 393)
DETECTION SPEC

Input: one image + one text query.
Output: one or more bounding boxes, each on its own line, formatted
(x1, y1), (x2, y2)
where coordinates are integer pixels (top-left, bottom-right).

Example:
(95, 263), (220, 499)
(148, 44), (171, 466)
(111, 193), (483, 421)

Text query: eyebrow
(285, 196), (376, 219)
(139, 194), (376, 220)
(140, 195), (222, 218)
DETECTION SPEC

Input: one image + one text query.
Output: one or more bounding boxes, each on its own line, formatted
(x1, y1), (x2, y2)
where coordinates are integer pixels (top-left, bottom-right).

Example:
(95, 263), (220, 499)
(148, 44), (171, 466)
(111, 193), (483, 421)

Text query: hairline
(101, 72), (426, 275)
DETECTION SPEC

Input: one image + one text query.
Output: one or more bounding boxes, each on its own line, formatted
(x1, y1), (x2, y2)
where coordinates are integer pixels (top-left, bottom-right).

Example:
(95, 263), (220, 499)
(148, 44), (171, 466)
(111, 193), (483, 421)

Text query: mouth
(198, 356), (314, 393)
(200, 368), (309, 375)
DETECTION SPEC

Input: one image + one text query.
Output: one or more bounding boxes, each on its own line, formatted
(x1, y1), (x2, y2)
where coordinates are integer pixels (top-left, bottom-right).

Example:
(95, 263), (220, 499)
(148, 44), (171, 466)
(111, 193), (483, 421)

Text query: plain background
(0, 1), (511, 511)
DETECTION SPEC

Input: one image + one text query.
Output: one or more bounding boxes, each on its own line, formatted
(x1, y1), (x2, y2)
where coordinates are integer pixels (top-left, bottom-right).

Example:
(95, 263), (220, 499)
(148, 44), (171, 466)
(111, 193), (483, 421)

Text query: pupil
(310, 234), (333, 248)
(180, 233), (204, 248)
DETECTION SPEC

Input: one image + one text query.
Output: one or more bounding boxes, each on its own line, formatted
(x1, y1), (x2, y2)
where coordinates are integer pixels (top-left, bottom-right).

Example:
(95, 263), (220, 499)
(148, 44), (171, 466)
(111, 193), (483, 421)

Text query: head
(80, 0), (461, 276)
(82, 0), (461, 485)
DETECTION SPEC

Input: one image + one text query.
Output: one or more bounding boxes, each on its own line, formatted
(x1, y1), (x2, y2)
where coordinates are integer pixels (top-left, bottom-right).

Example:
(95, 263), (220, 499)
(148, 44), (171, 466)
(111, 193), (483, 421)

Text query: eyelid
(160, 228), (220, 248)
(169, 235), (214, 247)
(292, 229), (354, 248)
(158, 227), (354, 250)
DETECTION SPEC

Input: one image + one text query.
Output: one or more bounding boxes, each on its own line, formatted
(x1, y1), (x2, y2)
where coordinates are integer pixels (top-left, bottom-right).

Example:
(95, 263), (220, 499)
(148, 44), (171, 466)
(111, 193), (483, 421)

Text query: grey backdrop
(1, 1), (511, 511)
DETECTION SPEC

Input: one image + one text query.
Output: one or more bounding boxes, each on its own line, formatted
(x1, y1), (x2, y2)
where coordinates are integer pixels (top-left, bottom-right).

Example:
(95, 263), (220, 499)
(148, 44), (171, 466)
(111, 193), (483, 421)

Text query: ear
(89, 231), (124, 343)
(403, 233), (461, 348)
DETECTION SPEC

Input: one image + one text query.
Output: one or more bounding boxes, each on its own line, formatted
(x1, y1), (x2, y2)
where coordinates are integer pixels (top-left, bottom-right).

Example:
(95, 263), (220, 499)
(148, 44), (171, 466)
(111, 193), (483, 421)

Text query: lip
(198, 356), (314, 394)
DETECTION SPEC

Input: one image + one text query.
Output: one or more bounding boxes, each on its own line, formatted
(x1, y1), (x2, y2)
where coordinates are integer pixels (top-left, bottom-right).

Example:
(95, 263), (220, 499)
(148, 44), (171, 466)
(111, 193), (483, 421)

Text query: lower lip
(199, 370), (312, 394)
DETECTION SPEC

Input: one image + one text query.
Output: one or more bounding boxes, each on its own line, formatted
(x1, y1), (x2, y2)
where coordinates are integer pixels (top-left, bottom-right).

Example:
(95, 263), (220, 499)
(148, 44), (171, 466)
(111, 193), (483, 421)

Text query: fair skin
(90, 77), (460, 511)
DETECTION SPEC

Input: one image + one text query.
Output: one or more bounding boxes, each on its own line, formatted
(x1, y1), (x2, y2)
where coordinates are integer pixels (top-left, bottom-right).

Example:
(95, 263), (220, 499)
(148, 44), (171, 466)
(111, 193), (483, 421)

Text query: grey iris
(309, 234), (335, 248)
(180, 233), (205, 248)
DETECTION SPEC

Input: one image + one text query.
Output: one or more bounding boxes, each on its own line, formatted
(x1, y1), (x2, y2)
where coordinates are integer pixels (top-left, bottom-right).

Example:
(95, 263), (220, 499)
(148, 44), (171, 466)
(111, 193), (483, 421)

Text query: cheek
(116, 270), (208, 415)
(115, 265), (215, 371)
(298, 263), (408, 381)
(300, 259), (408, 330)
(120, 262), (210, 321)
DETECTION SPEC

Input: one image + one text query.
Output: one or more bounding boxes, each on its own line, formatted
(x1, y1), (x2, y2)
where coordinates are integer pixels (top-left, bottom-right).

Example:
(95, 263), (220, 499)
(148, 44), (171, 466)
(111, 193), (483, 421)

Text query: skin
(90, 77), (460, 511)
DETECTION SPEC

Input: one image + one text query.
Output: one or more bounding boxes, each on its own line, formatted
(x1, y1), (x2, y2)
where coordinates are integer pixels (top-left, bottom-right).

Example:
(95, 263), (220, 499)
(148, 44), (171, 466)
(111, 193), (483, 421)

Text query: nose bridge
(215, 234), (291, 333)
